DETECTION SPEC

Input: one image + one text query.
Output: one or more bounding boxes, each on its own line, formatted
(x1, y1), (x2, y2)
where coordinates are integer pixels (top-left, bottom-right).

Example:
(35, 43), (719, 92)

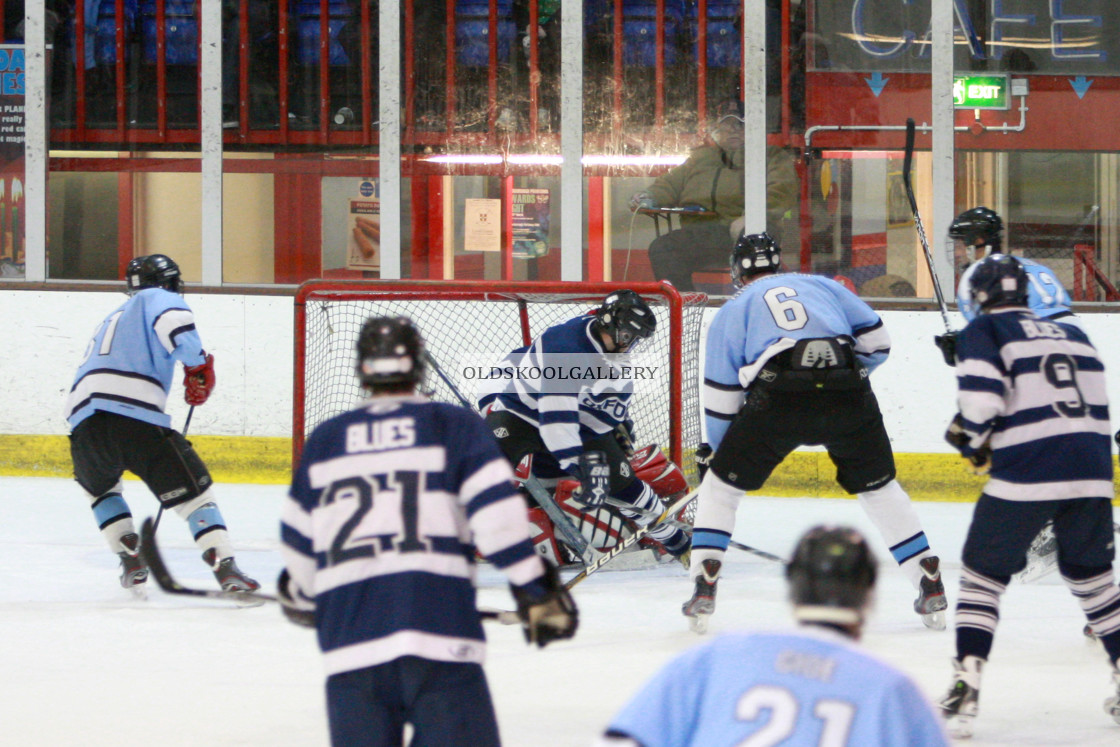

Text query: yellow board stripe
(3, 435), (1118, 503)
(0, 435), (292, 485)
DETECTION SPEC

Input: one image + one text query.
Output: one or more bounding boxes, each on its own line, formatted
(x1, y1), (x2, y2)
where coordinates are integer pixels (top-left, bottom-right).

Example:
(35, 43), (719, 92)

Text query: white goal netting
(295, 281), (707, 484)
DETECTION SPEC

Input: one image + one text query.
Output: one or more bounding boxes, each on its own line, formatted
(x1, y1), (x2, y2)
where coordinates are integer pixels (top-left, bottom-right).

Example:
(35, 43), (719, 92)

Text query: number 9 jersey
(957, 257), (1077, 327)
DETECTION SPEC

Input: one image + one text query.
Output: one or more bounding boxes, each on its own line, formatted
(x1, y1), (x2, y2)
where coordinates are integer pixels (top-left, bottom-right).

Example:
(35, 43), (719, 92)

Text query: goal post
(294, 280), (708, 481)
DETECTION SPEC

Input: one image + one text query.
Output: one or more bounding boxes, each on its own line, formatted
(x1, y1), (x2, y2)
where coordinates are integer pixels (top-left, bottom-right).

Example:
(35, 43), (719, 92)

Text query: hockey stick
(151, 405), (195, 536)
(903, 118), (951, 333)
(564, 487), (699, 590)
(729, 539), (786, 564)
(424, 349), (598, 564)
(601, 497), (784, 563)
(138, 517), (520, 624)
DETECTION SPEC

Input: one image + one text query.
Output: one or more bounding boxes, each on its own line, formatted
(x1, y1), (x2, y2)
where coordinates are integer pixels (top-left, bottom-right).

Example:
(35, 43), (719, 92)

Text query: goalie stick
(424, 349), (598, 565)
(564, 487), (699, 590)
(136, 518), (521, 624)
(903, 117), (952, 333)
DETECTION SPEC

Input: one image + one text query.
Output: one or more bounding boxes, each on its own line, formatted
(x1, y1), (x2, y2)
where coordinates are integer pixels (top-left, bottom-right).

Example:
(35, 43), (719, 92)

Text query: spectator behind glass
(629, 98), (798, 292)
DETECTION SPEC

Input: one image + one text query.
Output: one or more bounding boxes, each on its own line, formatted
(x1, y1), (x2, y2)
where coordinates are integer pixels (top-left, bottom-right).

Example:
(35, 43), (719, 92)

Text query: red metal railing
(1073, 244), (1120, 302)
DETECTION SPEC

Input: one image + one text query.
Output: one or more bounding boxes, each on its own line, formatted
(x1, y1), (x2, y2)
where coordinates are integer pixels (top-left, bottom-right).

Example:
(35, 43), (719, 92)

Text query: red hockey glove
(184, 353), (216, 405)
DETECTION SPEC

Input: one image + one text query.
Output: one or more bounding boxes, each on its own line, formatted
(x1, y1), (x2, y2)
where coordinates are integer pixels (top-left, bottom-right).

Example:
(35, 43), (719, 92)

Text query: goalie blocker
(527, 445), (689, 565)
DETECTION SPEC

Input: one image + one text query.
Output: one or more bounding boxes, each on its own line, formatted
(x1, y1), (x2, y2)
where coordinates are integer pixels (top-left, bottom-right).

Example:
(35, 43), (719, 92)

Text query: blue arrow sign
(865, 72), (889, 97)
(1070, 76), (1093, 99)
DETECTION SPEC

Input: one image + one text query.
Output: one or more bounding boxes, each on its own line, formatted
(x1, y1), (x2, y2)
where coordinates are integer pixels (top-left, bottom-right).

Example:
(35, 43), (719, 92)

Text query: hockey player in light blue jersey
(940, 253), (1120, 737)
(66, 254), (258, 596)
(685, 233), (946, 634)
(935, 206), (1080, 367)
(278, 316), (577, 747)
(600, 525), (949, 747)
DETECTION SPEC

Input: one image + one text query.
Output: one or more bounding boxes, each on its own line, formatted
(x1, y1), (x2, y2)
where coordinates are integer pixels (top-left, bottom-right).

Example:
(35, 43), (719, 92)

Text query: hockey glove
(575, 451), (610, 509)
(277, 569), (315, 628)
(628, 191), (655, 213)
(695, 443), (714, 482)
(511, 561), (578, 648)
(184, 352), (216, 406)
(934, 331), (958, 367)
(945, 414), (991, 475)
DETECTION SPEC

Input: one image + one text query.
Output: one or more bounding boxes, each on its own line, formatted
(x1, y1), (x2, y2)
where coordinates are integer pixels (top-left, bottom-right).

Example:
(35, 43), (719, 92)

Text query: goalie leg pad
(630, 444), (688, 498)
(527, 507), (565, 566)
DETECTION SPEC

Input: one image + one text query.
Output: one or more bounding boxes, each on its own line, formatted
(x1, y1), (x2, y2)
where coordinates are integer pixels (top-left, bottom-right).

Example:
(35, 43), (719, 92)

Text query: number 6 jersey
(702, 273), (891, 450)
(281, 394), (545, 675)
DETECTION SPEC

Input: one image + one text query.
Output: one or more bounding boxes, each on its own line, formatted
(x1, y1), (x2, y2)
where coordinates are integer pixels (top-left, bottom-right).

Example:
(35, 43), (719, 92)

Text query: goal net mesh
(296, 282), (707, 486)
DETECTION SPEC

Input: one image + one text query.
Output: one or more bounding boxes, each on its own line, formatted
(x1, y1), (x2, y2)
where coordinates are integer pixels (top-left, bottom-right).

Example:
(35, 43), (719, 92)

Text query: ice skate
(203, 549), (263, 606)
(914, 556), (948, 630)
(682, 559), (720, 634)
(1015, 523), (1058, 583)
(939, 656), (982, 739)
(1104, 666), (1120, 725)
(118, 532), (149, 598)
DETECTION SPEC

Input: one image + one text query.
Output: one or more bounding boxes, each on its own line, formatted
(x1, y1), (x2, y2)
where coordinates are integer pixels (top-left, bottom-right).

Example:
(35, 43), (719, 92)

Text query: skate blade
(945, 714), (974, 739)
(921, 611), (946, 631)
(687, 614), (710, 635)
(128, 584), (149, 601)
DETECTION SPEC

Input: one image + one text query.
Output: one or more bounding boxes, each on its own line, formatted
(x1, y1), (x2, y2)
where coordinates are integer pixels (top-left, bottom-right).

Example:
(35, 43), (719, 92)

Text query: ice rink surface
(3, 475), (1119, 746)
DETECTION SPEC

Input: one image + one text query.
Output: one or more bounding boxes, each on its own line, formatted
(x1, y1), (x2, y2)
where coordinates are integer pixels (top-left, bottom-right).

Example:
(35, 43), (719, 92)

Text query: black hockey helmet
(355, 316), (427, 389)
(948, 206), (1004, 261)
(730, 232), (781, 288)
(968, 253), (1028, 313)
(126, 254), (183, 294)
(786, 525), (878, 627)
(594, 290), (656, 351)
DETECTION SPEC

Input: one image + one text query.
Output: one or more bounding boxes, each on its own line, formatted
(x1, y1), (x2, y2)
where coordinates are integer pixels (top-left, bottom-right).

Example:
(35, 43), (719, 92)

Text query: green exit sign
(954, 75), (1010, 110)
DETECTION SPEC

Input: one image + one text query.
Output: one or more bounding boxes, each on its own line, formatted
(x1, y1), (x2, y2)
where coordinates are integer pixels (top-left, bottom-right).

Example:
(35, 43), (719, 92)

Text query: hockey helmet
(355, 316), (427, 389)
(126, 254), (183, 295)
(786, 525), (878, 626)
(594, 290), (656, 351)
(948, 206), (1004, 263)
(730, 232), (781, 287)
(968, 253), (1028, 313)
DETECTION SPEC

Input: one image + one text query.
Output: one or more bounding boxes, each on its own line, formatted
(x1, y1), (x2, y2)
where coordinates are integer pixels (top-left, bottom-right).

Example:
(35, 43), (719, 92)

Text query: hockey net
(294, 280), (707, 492)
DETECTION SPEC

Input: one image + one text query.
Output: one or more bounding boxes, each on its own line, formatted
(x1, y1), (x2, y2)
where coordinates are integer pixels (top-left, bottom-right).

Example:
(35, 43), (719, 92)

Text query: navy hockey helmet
(968, 253), (1028, 313)
(730, 232), (781, 288)
(594, 290), (657, 351)
(948, 206), (1004, 261)
(786, 525), (878, 626)
(126, 254), (183, 294)
(355, 316), (427, 389)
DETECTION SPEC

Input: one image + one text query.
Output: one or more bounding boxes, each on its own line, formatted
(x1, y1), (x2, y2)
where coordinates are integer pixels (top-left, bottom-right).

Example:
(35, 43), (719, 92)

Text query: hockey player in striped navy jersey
(599, 526), (948, 747)
(936, 207), (1086, 584)
(278, 316), (577, 747)
(685, 233), (946, 634)
(66, 254), (257, 596)
(940, 253), (1120, 737)
(482, 290), (691, 563)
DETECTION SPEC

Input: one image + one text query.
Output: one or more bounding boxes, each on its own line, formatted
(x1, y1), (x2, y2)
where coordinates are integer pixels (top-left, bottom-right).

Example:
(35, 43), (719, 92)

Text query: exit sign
(953, 75), (1010, 110)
